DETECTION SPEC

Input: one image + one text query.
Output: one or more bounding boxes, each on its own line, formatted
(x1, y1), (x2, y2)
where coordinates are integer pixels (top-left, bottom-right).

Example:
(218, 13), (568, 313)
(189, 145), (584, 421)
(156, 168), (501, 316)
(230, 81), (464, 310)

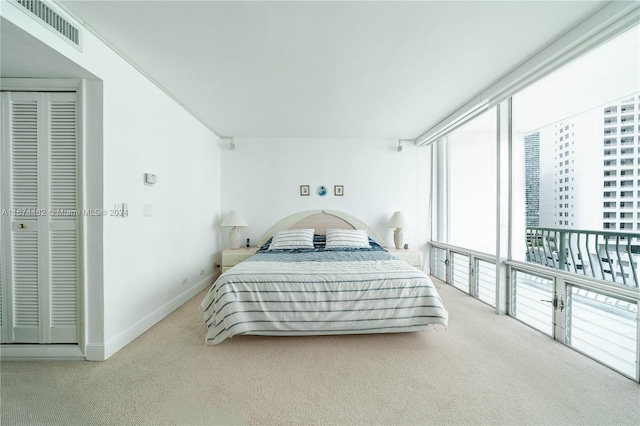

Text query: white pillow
(325, 229), (370, 249)
(268, 229), (315, 250)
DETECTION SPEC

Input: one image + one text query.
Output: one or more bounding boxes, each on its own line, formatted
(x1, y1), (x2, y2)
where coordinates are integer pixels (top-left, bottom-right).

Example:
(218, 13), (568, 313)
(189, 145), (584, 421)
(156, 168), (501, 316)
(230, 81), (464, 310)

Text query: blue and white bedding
(201, 241), (448, 345)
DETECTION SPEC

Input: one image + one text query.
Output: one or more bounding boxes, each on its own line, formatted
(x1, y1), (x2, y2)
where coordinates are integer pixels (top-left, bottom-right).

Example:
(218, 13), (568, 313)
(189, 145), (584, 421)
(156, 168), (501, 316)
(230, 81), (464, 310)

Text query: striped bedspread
(201, 248), (448, 345)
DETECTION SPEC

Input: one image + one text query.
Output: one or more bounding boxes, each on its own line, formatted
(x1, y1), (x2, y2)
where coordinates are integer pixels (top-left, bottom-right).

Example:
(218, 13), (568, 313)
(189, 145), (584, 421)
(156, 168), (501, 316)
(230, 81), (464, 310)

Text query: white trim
(483, 2), (639, 108)
(101, 275), (214, 361)
(84, 343), (104, 361)
(0, 78), (82, 92)
(0, 344), (84, 361)
(506, 260), (640, 302)
(0, 93), (12, 343)
(495, 100), (511, 315)
(416, 2), (640, 146)
(78, 78), (104, 363)
(417, 98), (488, 147)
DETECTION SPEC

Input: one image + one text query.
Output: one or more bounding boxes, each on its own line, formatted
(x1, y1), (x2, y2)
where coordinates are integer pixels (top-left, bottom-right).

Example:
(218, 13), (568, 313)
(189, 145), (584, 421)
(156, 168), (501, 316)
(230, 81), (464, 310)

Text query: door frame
(0, 78), (86, 359)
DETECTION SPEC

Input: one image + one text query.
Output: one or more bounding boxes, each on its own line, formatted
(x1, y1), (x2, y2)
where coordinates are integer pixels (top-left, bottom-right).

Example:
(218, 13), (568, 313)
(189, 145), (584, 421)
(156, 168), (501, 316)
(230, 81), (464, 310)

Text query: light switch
(114, 203), (128, 218)
(144, 173), (157, 185)
(143, 204), (153, 217)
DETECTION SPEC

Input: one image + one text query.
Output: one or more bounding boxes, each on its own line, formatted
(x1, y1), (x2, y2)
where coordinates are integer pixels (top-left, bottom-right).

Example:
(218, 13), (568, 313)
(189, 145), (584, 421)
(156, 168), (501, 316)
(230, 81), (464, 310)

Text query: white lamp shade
(220, 210), (248, 227)
(387, 211), (410, 228)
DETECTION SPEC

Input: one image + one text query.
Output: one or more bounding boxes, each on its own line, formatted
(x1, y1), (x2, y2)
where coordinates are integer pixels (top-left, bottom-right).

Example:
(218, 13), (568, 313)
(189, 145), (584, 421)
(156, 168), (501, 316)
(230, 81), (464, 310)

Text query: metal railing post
(558, 230), (567, 272)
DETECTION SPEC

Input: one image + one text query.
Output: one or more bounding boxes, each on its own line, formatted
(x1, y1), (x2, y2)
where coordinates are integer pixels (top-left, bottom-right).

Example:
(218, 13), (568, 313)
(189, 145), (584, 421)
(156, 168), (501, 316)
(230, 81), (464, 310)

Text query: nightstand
(222, 247), (258, 272)
(386, 247), (423, 269)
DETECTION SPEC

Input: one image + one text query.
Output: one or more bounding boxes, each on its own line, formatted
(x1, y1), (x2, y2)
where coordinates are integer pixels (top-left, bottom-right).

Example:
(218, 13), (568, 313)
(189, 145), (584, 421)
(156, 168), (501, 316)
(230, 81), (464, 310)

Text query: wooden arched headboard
(256, 210), (387, 247)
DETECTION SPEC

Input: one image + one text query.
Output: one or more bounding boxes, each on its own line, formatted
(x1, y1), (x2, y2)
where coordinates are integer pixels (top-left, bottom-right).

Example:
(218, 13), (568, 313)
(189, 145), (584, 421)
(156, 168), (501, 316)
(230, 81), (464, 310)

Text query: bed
(201, 210), (448, 345)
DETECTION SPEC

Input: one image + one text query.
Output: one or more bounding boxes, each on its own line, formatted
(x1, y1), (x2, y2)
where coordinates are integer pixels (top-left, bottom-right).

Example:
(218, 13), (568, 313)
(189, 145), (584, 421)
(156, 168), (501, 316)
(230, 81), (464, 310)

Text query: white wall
(80, 26), (221, 359)
(99, 68), (220, 356)
(220, 137), (430, 255)
(1, 3), (221, 359)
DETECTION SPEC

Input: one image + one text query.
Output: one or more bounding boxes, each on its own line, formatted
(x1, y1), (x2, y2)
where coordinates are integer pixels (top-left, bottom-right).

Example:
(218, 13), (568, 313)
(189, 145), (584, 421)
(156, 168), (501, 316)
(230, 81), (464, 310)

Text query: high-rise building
(602, 94), (640, 235)
(524, 132), (540, 227)
(553, 121), (576, 228)
(537, 110), (601, 230)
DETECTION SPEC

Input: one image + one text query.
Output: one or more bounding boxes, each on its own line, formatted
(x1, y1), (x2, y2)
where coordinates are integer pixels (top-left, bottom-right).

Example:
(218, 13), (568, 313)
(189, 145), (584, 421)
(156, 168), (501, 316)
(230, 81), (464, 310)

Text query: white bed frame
(256, 210), (387, 248)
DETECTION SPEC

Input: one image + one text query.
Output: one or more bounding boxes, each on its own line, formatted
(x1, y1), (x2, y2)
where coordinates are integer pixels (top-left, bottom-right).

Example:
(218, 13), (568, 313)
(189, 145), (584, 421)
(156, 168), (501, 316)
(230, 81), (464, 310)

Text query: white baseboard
(84, 343), (105, 361)
(0, 344), (84, 361)
(1, 275), (215, 362)
(101, 275), (214, 360)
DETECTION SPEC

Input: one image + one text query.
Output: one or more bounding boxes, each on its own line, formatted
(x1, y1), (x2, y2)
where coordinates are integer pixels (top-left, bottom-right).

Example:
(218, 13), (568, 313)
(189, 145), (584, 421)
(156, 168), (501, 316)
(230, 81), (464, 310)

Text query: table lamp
(387, 211), (410, 249)
(221, 210), (248, 249)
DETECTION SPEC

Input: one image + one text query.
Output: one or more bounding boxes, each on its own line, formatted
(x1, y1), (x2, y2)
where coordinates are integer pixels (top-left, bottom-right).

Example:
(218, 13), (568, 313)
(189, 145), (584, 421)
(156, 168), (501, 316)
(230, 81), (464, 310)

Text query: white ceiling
(8, 1), (612, 139)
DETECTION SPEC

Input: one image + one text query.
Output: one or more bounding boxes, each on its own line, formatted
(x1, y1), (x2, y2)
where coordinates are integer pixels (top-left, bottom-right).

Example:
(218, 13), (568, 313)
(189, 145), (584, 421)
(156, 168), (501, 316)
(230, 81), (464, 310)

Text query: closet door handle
(18, 223), (25, 229)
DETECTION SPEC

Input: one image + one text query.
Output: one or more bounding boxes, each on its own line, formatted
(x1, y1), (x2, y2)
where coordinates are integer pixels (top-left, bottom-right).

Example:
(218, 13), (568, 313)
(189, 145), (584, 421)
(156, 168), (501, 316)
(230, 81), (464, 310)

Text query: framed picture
(334, 185), (344, 196)
(300, 185), (310, 196)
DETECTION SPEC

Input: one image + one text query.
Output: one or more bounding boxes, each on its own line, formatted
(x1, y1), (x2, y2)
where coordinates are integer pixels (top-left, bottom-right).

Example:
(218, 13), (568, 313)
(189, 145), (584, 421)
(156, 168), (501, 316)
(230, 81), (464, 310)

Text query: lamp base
(229, 227), (242, 249)
(393, 228), (404, 249)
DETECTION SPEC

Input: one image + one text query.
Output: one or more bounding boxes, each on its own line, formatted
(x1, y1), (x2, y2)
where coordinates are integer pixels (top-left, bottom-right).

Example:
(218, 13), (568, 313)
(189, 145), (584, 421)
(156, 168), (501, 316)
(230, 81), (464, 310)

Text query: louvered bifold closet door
(6, 94), (40, 343)
(47, 94), (78, 343)
(0, 92), (78, 344)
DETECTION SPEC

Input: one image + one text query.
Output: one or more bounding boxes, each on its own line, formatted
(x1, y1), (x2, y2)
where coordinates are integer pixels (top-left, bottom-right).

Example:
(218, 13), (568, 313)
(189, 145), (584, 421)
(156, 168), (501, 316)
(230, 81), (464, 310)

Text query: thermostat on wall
(144, 173), (157, 185)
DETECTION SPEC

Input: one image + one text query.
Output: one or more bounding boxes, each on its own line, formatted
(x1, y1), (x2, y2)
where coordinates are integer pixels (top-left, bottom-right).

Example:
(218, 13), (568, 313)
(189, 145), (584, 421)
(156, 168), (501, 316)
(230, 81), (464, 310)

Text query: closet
(0, 91), (79, 344)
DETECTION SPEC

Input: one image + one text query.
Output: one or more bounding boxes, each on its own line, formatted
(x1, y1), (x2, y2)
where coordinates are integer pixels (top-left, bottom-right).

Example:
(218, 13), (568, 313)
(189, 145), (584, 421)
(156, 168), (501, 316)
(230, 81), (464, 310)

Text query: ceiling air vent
(14, 0), (80, 47)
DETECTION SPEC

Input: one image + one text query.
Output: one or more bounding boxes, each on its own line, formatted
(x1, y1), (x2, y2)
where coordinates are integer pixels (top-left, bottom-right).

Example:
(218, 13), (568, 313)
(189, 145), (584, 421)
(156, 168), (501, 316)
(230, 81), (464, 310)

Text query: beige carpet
(1, 279), (639, 425)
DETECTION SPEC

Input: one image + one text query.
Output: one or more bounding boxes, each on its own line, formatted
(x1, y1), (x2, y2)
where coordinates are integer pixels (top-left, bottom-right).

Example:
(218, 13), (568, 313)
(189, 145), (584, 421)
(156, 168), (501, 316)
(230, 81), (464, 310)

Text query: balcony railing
(430, 237), (639, 381)
(526, 227), (640, 288)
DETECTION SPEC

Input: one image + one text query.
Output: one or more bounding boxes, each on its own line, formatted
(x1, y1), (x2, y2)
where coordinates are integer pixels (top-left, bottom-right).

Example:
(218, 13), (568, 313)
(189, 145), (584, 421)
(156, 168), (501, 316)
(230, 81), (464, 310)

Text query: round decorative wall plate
(317, 185), (327, 196)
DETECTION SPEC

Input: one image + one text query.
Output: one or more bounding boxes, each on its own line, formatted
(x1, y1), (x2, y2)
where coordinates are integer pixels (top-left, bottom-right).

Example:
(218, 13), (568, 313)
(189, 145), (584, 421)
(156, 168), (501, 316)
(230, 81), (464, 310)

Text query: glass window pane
(476, 259), (496, 307)
(567, 285), (638, 379)
(512, 270), (554, 336)
(448, 108), (497, 255)
(431, 246), (446, 281)
(511, 25), (640, 287)
(452, 252), (470, 293)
